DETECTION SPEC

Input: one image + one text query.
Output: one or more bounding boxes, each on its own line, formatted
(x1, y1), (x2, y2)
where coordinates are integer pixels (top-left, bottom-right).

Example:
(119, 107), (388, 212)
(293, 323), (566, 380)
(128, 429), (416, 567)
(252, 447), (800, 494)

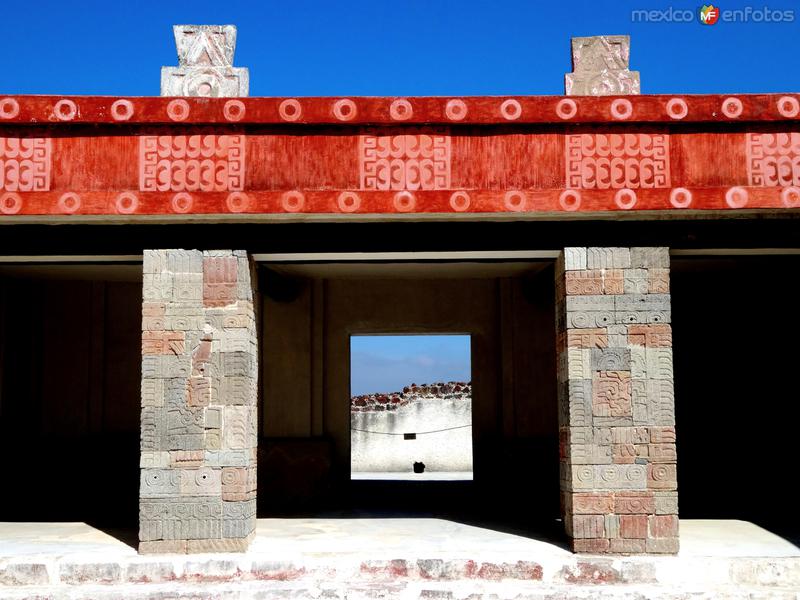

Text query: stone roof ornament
(161, 25), (249, 97)
(565, 35), (640, 96)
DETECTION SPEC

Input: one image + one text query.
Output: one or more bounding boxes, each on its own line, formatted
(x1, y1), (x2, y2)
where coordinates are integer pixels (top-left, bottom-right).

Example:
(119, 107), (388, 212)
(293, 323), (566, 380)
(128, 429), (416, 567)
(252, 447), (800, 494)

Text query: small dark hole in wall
(404, 433), (416, 440)
(413, 462), (425, 473)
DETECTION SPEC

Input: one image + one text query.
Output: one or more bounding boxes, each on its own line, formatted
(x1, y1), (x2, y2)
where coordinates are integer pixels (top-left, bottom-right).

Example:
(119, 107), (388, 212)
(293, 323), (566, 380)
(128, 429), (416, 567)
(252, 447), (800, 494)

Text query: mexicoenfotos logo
(699, 5), (720, 24)
(631, 5), (795, 23)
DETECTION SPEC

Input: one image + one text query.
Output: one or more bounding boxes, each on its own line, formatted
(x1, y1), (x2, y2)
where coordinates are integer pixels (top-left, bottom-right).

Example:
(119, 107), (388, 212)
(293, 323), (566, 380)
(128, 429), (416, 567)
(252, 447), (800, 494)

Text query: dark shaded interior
(672, 256), (800, 545)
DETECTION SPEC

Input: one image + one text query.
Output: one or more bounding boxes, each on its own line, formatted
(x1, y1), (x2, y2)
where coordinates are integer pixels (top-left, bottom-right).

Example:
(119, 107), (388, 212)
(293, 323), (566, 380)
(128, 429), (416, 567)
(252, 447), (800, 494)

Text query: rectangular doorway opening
(350, 334), (473, 481)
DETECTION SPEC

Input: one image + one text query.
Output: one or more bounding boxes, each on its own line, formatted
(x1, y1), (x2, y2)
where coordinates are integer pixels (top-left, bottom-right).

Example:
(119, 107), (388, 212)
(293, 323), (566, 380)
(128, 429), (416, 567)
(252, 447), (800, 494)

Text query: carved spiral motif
(337, 191), (361, 212)
(167, 99), (190, 122)
(115, 192), (138, 214)
(226, 192), (250, 213)
(781, 186), (800, 208)
(393, 191), (416, 212)
(777, 96), (800, 118)
(445, 99), (468, 121)
(500, 99), (522, 121)
(389, 99), (413, 121)
(449, 191), (470, 212)
(503, 190), (526, 211)
(722, 97), (743, 118)
(57, 192), (80, 213)
(171, 192), (193, 213)
(614, 188), (637, 210)
(576, 466), (593, 482)
(610, 99), (633, 120)
(0, 98), (20, 119)
(281, 191), (305, 212)
(0, 192), (22, 214)
(111, 99), (134, 121)
(556, 99), (578, 120)
(666, 98), (688, 120)
(279, 99), (302, 122)
(223, 100), (246, 122)
(559, 190), (581, 211)
(725, 186), (748, 208)
(669, 187), (692, 208)
(54, 99), (77, 121)
(332, 99), (357, 121)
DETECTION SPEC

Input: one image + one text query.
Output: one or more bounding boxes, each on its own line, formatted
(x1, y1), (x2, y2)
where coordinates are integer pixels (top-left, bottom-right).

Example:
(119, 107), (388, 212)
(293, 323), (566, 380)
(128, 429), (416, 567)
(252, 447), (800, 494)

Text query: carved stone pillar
(565, 35), (640, 96)
(161, 25), (249, 97)
(139, 250), (258, 554)
(556, 247), (678, 554)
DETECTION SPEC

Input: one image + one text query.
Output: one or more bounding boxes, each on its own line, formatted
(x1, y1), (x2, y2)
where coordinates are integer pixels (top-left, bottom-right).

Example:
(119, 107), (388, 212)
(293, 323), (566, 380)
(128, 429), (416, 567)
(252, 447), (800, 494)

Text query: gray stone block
(587, 247), (631, 269)
(140, 469), (180, 498)
(166, 249), (203, 273)
(204, 450), (250, 467)
(615, 310), (671, 325)
(591, 348), (630, 371)
(615, 294), (671, 312)
(564, 248), (587, 271)
(568, 311), (614, 328)
(142, 356), (191, 379)
(631, 247), (670, 268)
(566, 295), (615, 312)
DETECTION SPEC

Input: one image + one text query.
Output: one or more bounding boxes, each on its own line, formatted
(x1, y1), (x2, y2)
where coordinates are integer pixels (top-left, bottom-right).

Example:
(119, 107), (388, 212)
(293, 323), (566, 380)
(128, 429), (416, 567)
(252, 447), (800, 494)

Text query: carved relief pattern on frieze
(566, 134), (670, 190)
(0, 137), (51, 192)
(746, 133), (800, 187)
(139, 135), (245, 192)
(359, 129), (451, 191)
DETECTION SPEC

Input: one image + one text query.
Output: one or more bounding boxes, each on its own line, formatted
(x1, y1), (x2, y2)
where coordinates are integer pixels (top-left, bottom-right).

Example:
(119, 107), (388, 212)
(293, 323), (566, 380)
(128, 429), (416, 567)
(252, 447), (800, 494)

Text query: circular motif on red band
(167, 99), (190, 122)
(614, 188), (637, 210)
(393, 191), (416, 212)
(610, 98), (633, 120)
(0, 192), (22, 215)
(725, 186), (748, 208)
(722, 97), (743, 118)
(449, 191), (471, 212)
(57, 192), (81, 214)
(0, 98), (20, 119)
(445, 99), (468, 121)
(666, 98), (688, 120)
(555, 99), (578, 120)
(281, 191), (305, 212)
(503, 190), (526, 211)
(223, 100), (246, 122)
(115, 192), (138, 214)
(54, 99), (77, 121)
(337, 191), (361, 212)
(226, 192), (250, 213)
(781, 186), (800, 208)
(669, 187), (693, 209)
(111, 100), (134, 122)
(558, 189), (581, 212)
(171, 192), (193, 213)
(777, 96), (800, 119)
(278, 99), (302, 122)
(390, 99), (413, 121)
(332, 99), (357, 121)
(500, 99), (522, 121)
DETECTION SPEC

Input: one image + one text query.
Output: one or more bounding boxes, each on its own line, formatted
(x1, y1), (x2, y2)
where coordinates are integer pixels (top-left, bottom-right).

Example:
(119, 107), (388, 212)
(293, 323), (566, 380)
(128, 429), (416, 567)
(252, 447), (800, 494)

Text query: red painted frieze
(1, 93), (799, 218)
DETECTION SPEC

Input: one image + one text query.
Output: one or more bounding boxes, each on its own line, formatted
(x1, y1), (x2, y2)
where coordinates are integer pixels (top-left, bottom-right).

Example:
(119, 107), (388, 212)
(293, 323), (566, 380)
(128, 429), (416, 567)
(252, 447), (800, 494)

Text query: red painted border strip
(1, 187), (795, 217)
(0, 94), (799, 125)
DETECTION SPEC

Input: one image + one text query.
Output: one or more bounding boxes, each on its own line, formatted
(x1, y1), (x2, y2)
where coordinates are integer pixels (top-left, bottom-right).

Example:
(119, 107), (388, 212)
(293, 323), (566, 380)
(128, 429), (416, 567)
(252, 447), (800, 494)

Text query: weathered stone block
(619, 515), (648, 539)
(572, 515), (605, 539)
(649, 515), (678, 538)
(564, 248), (587, 271)
(591, 348), (630, 371)
(631, 247), (670, 269)
(614, 493), (655, 514)
(565, 36), (640, 97)
(572, 493), (614, 514)
(140, 469), (180, 498)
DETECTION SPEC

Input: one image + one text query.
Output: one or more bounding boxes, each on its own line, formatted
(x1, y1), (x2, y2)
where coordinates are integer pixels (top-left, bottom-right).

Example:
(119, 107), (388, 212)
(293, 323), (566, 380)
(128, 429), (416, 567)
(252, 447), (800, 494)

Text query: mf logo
(699, 4), (720, 24)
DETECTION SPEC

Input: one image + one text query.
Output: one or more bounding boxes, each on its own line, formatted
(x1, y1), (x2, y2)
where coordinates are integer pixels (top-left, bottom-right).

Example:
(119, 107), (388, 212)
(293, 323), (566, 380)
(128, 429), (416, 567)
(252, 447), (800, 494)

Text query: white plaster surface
(351, 397), (473, 474)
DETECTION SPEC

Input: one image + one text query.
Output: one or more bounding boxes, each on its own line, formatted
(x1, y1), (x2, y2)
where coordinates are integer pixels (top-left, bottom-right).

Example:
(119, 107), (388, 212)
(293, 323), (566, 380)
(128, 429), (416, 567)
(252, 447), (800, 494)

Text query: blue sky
(351, 335), (471, 396)
(2, 0), (797, 96)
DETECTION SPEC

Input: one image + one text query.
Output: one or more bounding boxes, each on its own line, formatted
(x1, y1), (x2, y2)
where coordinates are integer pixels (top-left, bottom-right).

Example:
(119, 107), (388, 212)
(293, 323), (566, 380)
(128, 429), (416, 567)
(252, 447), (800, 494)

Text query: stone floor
(1, 519), (799, 598)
